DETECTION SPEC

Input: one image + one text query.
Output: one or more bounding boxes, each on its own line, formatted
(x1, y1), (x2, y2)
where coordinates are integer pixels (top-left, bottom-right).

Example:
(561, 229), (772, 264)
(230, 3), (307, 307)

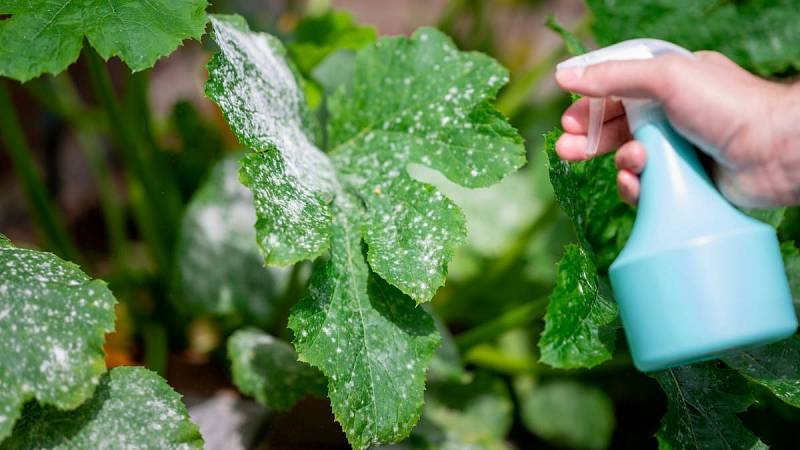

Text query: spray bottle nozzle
(556, 39), (694, 156)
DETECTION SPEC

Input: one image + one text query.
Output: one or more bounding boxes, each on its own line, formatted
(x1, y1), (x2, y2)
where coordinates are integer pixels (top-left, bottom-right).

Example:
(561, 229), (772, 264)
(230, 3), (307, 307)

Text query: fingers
(617, 170), (640, 205)
(555, 114), (631, 160)
(561, 97), (625, 134)
(556, 55), (688, 100)
(614, 140), (646, 174)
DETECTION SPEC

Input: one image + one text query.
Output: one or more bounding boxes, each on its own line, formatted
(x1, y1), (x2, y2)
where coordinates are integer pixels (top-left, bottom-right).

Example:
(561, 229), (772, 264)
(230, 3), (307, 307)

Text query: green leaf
(428, 312), (468, 383)
(586, 0), (800, 76)
(545, 129), (634, 271)
(288, 11), (377, 74)
(652, 364), (767, 450)
(780, 241), (800, 306)
(0, 0), (208, 82)
(0, 241), (116, 441)
(545, 15), (587, 56)
(311, 50), (358, 95)
(0, 366), (203, 449)
(539, 245), (617, 369)
(206, 15), (522, 447)
(722, 335), (800, 408)
(327, 28), (525, 302)
(0, 234), (10, 247)
(743, 207), (786, 228)
(228, 328), (326, 410)
(289, 201), (441, 449)
(174, 154), (289, 328)
(515, 378), (615, 450)
(205, 14), (335, 266)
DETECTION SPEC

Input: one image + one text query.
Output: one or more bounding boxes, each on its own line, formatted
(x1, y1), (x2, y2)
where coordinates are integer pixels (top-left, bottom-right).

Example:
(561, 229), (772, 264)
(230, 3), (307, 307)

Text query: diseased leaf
(205, 14), (336, 266)
(0, 367), (203, 449)
(0, 0), (208, 82)
(328, 29), (525, 302)
(0, 241), (116, 441)
(206, 15), (522, 448)
(515, 378), (615, 450)
(587, 0), (800, 76)
(652, 364), (767, 450)
(723, 335), (800, 408)
(289, 200), (440, 449)
(288, 11), (376, 74)
(545, 129), (634, 271)
(228, 328), (326, 410)
(538, 244), (617, 369)
(0, 234), (10, 247)
(174, 155), (289, 328)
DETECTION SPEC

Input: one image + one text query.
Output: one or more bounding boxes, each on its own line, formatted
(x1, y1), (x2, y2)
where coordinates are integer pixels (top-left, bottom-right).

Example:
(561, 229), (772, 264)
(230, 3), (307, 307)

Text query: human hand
(554, 51), (800, 207)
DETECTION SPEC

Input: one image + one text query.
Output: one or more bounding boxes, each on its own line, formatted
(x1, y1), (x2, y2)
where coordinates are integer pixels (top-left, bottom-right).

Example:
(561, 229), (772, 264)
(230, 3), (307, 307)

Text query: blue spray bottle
(557, 39), (798, 372)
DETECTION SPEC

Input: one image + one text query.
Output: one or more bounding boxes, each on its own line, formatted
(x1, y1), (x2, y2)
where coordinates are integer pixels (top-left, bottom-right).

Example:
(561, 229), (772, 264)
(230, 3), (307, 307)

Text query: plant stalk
(0, 80), (81, 263)
(456, 296), (548, 352)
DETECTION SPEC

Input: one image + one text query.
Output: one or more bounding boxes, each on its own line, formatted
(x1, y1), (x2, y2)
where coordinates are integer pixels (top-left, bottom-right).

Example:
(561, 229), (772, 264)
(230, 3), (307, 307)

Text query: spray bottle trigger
(586, 97), (606, 157)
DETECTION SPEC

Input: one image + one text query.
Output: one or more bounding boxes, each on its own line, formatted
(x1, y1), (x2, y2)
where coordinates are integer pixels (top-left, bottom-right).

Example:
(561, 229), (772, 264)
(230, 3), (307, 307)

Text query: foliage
(0, 0), (208, 81)
(0, 367), (203, 450)
(204, 13), (524, 448)
(587, 0), (800, 76)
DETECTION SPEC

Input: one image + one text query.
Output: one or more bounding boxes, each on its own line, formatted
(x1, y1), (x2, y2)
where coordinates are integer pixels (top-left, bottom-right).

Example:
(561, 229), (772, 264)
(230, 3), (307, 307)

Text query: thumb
(555, 55), (688, 100)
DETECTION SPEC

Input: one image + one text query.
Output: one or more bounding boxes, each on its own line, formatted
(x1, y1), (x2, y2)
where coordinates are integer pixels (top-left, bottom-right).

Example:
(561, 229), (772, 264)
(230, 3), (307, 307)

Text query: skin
(554, 51), (800, 207)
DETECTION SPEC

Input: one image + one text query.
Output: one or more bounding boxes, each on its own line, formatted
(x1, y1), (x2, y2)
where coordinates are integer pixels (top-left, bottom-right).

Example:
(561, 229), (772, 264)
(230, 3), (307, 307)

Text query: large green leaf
(0, 241), (116, 441)
(289, 200), (440, 449)
(538, 244), (617, 369)
(174, 154), (289, 328)
(587, 0), (800, 76)
(288, 10), (376, 74)
(0, 366), (203, 449)
(205, 15), (523, 448)
(722, 335), (800, 408)
(652, 364), (767, 450)
(0, 0), (208, 82)
(515, 378), (615, 450)
(228, 328), (325, 410)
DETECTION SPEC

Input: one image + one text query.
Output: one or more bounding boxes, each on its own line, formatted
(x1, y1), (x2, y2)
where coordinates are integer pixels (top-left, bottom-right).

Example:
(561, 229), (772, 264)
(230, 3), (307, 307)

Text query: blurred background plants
(1, 0), (799, 449)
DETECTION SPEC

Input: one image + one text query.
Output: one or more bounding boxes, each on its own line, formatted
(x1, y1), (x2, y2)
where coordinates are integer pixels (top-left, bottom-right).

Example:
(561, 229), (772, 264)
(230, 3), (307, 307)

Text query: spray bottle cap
(556, 39), (694, 156)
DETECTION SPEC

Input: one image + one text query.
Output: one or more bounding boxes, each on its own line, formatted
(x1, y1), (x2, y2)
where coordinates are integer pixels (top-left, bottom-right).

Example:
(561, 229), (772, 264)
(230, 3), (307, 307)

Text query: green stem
(0, 80), (81, 263)
(85, 50), (178, 272)
(456, 297), (548, 352)
(43, 75), (128, 271)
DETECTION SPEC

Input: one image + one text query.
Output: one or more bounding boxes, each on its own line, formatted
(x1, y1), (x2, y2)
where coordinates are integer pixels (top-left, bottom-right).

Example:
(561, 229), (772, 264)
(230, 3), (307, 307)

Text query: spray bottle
(556, 39), (798, 372)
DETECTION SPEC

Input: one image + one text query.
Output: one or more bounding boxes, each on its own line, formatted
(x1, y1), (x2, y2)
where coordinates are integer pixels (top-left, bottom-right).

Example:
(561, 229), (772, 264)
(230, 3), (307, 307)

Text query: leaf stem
(85, 50), (180, 272)
(29, 75), (129, 271)
(456, 296), (548, 352)
(0, 80), (81, 263)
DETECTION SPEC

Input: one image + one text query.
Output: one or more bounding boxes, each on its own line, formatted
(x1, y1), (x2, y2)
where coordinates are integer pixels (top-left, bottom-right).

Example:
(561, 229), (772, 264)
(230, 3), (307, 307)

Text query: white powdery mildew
(207, 16), (340, 264)
(327, 28), (525, 302)
(3, 367), (203, 449)
(0, 245), (116, 440)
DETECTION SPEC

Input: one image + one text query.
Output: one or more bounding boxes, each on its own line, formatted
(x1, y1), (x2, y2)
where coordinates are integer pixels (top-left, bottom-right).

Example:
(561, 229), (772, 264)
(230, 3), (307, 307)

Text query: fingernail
(556, 67), (585, 85)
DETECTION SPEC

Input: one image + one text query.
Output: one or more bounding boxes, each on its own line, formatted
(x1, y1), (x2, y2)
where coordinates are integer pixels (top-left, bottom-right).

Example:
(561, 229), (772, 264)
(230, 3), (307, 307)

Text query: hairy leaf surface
(174, 155), (289, 328)
(0, 0), (208, 81)
(0, 241), (116, 441)
(587, 0), (800, 76)
(228, 328), (326, 410)
(0, 367), (203, 449)
(538, 245), (617, 369)
(653, 364), (767, 450)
